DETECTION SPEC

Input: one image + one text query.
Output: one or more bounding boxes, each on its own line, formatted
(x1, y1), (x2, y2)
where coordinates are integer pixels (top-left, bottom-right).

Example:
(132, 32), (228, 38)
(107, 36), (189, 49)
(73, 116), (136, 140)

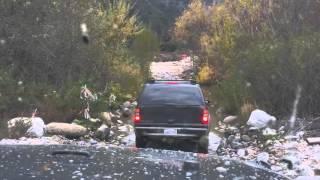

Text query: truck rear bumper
(135, 126), (208, 138)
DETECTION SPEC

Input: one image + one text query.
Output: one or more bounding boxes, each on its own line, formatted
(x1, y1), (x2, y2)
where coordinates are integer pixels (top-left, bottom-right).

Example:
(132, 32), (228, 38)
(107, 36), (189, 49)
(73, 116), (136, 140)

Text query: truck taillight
(133, 108), (141, 124)
(201, 108), (209, 124)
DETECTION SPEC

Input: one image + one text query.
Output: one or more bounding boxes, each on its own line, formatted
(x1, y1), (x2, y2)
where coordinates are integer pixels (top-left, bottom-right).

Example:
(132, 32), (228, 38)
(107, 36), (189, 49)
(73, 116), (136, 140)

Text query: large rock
(223, 116), (238, 124)
(122, 101), (131, 109)
(26, 117), (45, 137)
(46, 122), (87, 138)
(122, 108), (132, 117)
(99, 112), (112, 127)
(95, 124), (110, 141)
(8, 117), (31, 138)
(247, 109), (276, 129)
(8, 117), (45, 138)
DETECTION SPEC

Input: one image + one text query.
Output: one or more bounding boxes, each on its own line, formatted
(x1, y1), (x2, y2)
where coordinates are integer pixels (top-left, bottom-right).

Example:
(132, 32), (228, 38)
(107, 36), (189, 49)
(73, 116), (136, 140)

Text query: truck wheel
(136, 136), (147, 148)
(197, 135), (208, 154)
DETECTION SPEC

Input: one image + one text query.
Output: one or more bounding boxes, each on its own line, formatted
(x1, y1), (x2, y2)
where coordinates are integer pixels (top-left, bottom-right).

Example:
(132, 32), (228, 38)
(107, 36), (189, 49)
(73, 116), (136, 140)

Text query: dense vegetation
(1, 0), (319, 125)
(0, 0), (160, 122)
(174, 0), (320, 119)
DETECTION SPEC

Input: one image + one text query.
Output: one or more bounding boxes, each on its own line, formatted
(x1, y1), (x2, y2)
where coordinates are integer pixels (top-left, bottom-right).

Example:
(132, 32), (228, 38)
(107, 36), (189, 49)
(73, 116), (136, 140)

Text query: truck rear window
(139, 85), (204, 106)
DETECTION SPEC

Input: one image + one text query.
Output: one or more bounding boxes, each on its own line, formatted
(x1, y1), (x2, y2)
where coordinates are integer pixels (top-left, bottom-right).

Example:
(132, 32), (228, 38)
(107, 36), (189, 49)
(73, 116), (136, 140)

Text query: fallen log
(306, 137), (320, 145)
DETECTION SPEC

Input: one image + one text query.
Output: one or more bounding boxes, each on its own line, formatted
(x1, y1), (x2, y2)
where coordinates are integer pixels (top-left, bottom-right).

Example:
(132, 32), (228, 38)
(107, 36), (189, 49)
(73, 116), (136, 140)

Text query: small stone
(122, 101), (131, 109)
(230, 141), (244, 149)
(271, 165), (283, 171)
(89, 139), (97, 145)
(257, 152), (269, 163)
(280, 155), (300, 170)
(227, 135), (235, 144)
(298, 165), (315, 176)
(237, 149), (247, 158)
(295, 176), (320, 180)
(216, 167), (228, 173)
(122, 108), (132, 117)
(95, 124), (110, 141)
(118, 125), (128, 132)
(241, 135), (251, 142)
(262, 128), (277, 136)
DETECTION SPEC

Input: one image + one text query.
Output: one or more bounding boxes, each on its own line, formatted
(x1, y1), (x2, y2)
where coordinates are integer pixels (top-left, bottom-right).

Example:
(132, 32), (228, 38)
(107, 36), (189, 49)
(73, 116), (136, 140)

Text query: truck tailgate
(140, 105), (204, 125)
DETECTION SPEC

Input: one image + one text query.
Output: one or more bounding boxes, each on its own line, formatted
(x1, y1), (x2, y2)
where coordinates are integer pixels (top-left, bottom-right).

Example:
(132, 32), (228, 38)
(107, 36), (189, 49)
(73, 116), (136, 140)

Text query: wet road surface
(0, 145), (288, 180)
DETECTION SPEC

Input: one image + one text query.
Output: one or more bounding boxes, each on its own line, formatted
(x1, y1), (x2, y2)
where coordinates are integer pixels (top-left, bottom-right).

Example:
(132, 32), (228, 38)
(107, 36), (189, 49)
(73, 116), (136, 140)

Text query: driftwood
(306, 137), (320, 145)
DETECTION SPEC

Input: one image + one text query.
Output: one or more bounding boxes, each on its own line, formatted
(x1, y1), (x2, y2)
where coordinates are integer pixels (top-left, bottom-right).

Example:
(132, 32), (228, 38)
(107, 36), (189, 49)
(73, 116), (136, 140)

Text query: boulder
(131, 101), (138, 108)
(247, 109), (276, 129)
(46, 122), (87, 138)
(122, 108), (132, 117)
(99, 112), (112, 127)
(26, 117), (45, 137)
(122, 101), (131, 109)
(223, 116), (238, 124)
(95, 124), (110, 141)
(8, 117), (45, 138)
(8, 117), (32, 138)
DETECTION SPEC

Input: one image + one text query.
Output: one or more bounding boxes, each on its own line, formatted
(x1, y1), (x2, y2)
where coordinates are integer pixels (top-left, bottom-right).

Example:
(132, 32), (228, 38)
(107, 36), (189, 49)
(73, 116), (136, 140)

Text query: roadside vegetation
(173, 0), (320, 121)
(0, 0), (159, 122)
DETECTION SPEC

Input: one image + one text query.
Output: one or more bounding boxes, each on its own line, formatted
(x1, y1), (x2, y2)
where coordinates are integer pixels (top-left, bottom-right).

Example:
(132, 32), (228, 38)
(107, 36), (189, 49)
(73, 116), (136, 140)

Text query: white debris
(208, 132), (222, 152)
(262, 128), (277, 136)
(247, 109), (276, 129)
(0, 39), (5, 45)
(186, 172), (192, 177)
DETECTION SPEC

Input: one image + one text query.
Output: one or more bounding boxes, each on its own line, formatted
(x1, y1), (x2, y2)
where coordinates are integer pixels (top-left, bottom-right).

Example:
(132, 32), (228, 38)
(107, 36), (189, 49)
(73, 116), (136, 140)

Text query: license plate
(164, 128), (177, 135)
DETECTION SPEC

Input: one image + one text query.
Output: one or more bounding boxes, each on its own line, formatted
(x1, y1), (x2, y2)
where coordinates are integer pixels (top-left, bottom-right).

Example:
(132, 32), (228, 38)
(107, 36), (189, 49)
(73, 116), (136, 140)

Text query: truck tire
(136, 136), (147, 148)
(197, 135), (208, 154)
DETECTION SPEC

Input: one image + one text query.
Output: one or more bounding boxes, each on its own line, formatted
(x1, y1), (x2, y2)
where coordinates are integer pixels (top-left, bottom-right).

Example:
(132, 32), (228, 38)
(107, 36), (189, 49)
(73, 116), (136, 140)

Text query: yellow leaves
(96, 0), (142, 48)
(197, 64), (215, 85)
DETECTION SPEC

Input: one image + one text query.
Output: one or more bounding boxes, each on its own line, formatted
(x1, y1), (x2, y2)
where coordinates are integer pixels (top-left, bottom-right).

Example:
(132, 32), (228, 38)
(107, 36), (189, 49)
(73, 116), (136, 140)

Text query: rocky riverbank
(1, 55), (320, 179)
(214, 113), (320, 179)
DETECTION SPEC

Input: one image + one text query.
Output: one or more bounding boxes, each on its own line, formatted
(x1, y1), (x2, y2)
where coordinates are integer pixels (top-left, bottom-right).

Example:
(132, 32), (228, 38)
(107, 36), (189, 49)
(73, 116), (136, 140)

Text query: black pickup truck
(133, 80), (210, 153)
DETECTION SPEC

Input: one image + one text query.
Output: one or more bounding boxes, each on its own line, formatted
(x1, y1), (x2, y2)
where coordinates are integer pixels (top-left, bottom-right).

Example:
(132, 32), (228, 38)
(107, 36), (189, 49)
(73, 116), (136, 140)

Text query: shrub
(197, 65), (215, 85)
